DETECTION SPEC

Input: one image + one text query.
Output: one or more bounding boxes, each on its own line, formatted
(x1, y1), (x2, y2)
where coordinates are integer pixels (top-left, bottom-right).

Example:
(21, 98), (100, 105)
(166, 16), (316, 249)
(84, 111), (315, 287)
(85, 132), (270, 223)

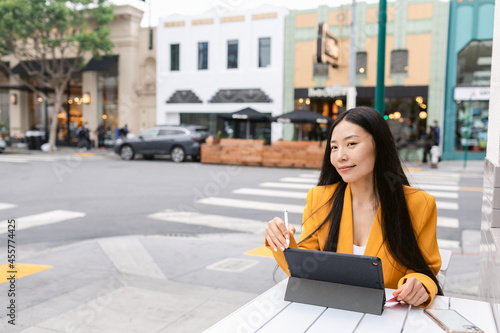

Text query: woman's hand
(265, 217), (296, 252)
(392, 277), (430, 306)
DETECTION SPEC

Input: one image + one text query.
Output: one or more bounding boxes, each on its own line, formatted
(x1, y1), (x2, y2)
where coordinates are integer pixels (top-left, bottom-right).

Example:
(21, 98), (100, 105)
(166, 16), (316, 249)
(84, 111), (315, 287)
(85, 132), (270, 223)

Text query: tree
(0, 0), (114, 151)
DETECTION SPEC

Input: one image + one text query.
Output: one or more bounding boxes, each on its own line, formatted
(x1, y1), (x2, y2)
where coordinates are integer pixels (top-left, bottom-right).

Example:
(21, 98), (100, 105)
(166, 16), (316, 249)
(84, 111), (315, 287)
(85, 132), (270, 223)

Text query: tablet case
(283, 248), (386, 315)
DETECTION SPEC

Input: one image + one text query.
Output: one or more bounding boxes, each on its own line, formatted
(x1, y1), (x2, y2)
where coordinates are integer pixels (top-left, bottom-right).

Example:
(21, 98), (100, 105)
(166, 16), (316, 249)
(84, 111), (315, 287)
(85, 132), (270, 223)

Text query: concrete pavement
(0, 146), (486, 332)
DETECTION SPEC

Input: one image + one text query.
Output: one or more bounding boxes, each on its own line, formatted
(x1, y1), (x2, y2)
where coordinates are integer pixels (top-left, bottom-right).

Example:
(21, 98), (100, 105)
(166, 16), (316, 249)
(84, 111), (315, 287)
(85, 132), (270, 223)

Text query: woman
(265, 106), (442, 307)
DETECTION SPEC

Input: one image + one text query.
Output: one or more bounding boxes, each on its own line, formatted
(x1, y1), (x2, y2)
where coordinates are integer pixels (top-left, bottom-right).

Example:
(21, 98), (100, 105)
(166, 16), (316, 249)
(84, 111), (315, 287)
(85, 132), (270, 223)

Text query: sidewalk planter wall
(201, 139), (325, 169)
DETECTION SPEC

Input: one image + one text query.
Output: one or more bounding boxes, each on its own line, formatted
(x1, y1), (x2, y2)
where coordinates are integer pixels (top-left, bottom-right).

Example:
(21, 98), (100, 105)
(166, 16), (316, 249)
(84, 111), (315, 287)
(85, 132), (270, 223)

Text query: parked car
(0, 138), (6, 153)
(114, 125), (210, 162)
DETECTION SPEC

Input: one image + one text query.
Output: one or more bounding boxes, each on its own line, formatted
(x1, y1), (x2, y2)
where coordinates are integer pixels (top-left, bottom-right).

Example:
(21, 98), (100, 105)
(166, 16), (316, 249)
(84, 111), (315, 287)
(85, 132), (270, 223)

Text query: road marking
(280, 177), (317, 183)
(233, 188), (307, 199)
(98, 237), (166, 279)
(245, 246), (274, 258)
(459, 187), (483, 192)
(436, 201), (459, 210)
(206, 258), (258, 273)
(0, 203), (17, 211)
(148, 209), (267, 234)
(0, 157), (28, 163)
(437, 217), (459, 228)
(197, 197), (305, 214)
(417, 184), (460, 191)
(298, 173), (319, 179)
(437, 239), (461, 250)
(0, 210), (86, 234)
(260, 182), (313, 190)
(427, 191), (459, 199)
(0, 263), (53, 284)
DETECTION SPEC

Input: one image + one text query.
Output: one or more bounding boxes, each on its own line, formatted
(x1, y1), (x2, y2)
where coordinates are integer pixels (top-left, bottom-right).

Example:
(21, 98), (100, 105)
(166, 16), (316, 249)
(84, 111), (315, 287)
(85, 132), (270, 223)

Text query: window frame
(258, 37), (271, 68)
(390, 50), (408, 74)
(170, 44), (180, 71)
(227, 40), (239, 69)
(198, 41), (209, 70)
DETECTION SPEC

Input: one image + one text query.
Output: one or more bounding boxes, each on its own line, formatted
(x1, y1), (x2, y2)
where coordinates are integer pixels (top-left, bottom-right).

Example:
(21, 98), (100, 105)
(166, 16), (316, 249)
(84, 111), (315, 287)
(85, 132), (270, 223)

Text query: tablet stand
(284, 276), (386, 315)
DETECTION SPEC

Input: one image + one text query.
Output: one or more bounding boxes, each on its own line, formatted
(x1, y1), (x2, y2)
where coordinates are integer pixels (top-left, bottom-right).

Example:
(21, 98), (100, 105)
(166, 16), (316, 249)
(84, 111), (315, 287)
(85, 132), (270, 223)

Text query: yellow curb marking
(244, 246), (273, 258)
(403, 168), (423, 172)
(73, 153), (95, 157)
(459, 187), (483, 192)
(1, 263), (53, 284)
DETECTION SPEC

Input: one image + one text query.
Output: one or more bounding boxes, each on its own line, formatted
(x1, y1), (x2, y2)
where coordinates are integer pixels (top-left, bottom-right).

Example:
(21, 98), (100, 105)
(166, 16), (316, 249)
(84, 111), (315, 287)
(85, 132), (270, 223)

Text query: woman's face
(330, 120), (376, 186)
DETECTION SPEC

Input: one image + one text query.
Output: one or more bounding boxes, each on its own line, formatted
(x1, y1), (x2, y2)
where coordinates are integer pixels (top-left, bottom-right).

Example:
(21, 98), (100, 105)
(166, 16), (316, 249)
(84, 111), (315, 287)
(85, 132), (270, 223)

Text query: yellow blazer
(266, 183), (442, 306)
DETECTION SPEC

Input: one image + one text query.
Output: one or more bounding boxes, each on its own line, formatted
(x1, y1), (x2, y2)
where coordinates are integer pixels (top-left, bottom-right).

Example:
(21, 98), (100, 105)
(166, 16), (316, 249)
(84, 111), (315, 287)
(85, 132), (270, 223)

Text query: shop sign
(308, 86), (349, 98)
(454, 87), (490, 101)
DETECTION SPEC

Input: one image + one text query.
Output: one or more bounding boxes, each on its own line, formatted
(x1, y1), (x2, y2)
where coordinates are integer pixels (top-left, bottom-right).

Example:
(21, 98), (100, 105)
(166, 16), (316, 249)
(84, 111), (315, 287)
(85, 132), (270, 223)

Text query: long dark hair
(303, 106), (442, 295)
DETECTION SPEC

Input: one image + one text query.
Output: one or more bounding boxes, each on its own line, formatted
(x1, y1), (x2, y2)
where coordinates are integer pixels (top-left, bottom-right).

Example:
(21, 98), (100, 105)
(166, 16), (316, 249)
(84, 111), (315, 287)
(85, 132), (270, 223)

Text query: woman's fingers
(265, 217), (290, 251)
(394, 277), (429, 306)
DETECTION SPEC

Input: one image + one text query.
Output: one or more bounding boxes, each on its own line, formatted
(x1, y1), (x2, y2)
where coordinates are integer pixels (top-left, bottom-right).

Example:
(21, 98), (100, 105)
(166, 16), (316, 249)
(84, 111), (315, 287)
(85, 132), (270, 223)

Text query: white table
(205, 279), (498, 333)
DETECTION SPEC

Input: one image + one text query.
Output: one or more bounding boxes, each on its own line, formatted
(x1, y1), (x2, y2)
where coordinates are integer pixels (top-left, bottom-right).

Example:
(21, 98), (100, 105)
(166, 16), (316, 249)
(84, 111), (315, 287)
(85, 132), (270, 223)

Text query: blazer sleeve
(397, 191), (442, 307)
(265, 187), (322, 275)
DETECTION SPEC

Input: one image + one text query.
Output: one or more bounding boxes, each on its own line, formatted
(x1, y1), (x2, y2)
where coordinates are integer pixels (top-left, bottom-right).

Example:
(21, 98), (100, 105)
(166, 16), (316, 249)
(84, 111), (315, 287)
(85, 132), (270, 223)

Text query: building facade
(157, 5), (288, 141)
(284, 0), (449, 143)
(442, 0), (495, 160)
(1, 5), (156, 146)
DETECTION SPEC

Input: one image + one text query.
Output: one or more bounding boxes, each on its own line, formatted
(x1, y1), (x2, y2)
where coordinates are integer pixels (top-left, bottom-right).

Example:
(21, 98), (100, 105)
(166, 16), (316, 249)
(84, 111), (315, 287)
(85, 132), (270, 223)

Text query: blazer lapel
(337, 184), (353, 254)
(364, 205), (383, 257)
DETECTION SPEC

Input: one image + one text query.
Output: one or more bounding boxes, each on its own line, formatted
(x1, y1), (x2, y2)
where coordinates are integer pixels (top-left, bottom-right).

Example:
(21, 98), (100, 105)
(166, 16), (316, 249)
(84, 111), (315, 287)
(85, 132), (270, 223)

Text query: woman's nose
(337, 147), (347, 161)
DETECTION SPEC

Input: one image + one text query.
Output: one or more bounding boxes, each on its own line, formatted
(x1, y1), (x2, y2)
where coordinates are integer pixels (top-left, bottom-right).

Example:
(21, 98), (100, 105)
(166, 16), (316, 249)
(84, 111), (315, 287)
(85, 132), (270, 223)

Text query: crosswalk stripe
(148, 209), (267, 234)
(436, 201), (459, 210)
(197, 197), (305, 214)
(406, 172), (460, 178)
(437, 217), (459, 228)
(0, 203), (17, 211)
(427, 191), (459, 199)
(0, 157), (27, 163)
(417, 184), (460, 191)
(233, 188), (307, 199)
(298, 174), (320, 179)
(0, 210), (85, 234)
(260, 182), (313, 190)
(437, 239), (461, 250)
(280, 177), (317, 184)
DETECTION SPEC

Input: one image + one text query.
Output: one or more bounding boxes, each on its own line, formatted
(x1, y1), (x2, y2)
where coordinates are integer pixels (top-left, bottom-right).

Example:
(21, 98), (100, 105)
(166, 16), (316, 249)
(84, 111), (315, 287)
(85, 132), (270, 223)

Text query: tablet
(284, 248), (384, 290)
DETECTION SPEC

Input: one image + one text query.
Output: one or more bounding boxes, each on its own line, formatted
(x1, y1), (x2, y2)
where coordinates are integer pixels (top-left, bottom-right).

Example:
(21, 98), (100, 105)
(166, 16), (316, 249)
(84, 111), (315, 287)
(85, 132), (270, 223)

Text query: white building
(157, 5), (288, 141)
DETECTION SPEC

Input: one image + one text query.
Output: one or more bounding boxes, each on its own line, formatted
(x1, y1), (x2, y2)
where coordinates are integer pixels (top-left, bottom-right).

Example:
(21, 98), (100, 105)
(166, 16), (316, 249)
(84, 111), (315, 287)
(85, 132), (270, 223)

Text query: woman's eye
(331, 146), (338, 150)
(347, 142), (356, 147)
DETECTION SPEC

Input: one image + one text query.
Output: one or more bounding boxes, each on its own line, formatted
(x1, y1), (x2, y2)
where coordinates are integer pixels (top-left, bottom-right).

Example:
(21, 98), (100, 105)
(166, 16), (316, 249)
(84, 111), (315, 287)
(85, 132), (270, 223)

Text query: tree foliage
(0, 0), (115, 151)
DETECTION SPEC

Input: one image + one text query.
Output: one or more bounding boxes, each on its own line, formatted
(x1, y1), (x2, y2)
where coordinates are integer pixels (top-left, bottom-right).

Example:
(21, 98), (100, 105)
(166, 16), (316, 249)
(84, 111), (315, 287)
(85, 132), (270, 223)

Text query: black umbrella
(218, 107), (271, 139)
(273, 109), (332, 140)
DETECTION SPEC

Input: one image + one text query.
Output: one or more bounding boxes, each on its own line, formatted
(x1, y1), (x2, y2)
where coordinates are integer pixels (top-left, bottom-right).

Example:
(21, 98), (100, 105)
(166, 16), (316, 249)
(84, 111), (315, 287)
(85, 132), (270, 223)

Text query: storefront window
(457, 40), (492, 86)
(98, 61), (118, 142)
(455, 100), (488, 152)
(0, 92), (9, 138)
(29, 91), (46, 132)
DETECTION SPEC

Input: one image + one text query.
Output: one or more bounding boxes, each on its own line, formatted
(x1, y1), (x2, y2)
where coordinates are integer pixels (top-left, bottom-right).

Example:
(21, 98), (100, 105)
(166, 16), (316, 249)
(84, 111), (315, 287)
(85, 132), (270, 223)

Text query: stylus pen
(284, 208), (289, 247)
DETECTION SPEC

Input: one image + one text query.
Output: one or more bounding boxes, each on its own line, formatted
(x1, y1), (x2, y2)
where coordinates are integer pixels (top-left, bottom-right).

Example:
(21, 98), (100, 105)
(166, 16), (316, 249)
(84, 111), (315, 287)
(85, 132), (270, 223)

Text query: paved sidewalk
(0, 233), (287, 332)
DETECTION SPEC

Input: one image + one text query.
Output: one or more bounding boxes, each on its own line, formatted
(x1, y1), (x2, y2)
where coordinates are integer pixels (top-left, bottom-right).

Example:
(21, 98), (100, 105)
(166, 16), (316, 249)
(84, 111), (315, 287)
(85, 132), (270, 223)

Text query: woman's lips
(338, 165), (354, 172)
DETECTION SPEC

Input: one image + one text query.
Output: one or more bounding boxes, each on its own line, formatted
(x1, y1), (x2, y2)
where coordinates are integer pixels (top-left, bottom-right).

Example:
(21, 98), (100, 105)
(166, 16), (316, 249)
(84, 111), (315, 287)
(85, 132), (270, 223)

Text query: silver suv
(114, 125), (210, 162)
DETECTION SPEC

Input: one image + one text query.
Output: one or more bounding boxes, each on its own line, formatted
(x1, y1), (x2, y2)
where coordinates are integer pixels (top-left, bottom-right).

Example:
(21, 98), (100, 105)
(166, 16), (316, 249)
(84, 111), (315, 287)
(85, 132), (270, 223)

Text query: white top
(353, 244), (366, 255)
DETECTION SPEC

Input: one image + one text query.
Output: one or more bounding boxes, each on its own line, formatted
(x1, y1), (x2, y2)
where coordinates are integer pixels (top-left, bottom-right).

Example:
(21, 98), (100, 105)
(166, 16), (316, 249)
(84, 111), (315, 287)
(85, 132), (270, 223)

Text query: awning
(11, 58), (80, 75)
(82, 55), (118, 72)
